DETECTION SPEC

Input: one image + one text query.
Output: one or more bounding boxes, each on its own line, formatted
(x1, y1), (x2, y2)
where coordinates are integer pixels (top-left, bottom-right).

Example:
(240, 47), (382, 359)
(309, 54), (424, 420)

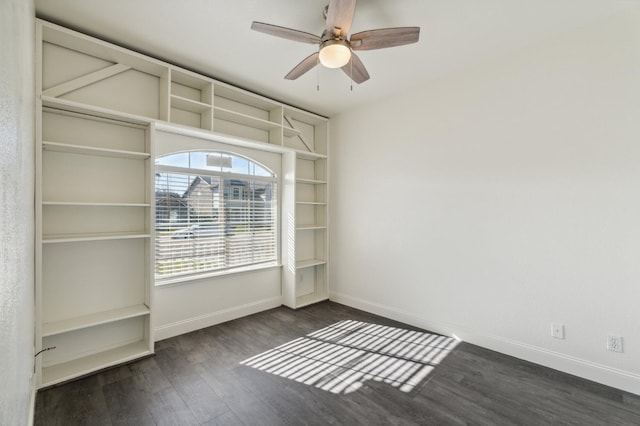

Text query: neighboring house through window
(155, 151), (277, 280)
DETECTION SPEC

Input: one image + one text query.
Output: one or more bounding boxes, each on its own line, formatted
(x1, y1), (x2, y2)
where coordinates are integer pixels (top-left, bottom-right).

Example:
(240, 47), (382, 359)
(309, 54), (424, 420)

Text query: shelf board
(41, 95), (151, 126)
(214, 106), (281, 131)
(42, 305), (150, 337)
(296, 201), (327, 206)
(296, 178), (327, 185)
(41, 340), (152, 388)
(293, 149), (327, 160)
(43, 232), (150, 244)
(296, 259), (327, 269)
(42, 141), (150, 159)
(296, 225), (327, 231)
(43, 201), (150, 207)
(170, 94), (212, 113)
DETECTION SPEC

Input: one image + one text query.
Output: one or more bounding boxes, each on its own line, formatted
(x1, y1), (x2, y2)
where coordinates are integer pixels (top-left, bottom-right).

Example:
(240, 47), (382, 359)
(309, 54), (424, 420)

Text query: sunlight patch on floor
(240, 320), (459, 394)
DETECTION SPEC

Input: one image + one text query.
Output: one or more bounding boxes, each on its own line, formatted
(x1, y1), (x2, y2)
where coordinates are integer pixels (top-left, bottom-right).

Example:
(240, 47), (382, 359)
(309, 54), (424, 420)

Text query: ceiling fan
(251, 0), (420, 84)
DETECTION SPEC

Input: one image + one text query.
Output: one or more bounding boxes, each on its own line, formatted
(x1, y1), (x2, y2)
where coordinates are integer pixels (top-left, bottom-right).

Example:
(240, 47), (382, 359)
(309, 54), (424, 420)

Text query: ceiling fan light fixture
(319, 39), (351, 68)
(251, 0), (420, 84)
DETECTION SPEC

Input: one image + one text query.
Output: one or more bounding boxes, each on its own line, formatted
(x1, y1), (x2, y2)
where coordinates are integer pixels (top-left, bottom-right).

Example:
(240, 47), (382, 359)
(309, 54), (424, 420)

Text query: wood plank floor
(35, 302), (640, 425)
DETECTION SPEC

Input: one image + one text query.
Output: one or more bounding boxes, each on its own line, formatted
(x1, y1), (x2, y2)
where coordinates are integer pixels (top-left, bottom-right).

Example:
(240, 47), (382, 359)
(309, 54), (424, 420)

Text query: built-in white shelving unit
(281, 107), (330, 308)
(35, 18), (330, 387)
(166, 69), (214, 130)
(36, 106), (154, 387)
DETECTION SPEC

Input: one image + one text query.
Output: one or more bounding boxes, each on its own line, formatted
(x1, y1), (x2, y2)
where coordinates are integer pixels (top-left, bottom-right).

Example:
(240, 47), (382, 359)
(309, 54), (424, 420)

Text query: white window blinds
(155, 151), (277, 280)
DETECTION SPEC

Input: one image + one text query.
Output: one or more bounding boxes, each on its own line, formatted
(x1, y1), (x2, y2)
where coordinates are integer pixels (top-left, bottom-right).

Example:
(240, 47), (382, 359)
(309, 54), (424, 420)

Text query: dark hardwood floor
(35, 302), (640, 425)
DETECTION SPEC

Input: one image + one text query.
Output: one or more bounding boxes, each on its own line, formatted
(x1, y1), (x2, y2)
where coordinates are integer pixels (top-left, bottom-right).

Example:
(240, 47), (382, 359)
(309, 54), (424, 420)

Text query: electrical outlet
(607, 335), (623, 353)
(551, 323), (564, 339)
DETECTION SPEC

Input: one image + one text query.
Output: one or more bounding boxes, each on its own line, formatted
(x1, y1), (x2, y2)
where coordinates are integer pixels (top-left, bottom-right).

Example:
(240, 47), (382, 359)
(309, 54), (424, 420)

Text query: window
(155, 151), (277, 280)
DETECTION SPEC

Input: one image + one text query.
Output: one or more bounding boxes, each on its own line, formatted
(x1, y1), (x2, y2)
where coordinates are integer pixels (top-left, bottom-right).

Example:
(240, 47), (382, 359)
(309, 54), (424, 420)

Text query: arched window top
(156, 150), (275, 177)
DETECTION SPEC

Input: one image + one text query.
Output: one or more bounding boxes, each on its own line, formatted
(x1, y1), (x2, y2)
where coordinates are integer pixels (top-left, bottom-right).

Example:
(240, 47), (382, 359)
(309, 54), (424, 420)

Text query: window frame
(154, 150), (279, 284)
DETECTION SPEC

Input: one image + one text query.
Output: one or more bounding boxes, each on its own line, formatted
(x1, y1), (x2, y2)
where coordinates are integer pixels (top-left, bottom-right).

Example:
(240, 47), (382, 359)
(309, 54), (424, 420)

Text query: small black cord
(35, 347), (56, 358)
(317, 57), (320, 92)
(350, 56), (353, 91)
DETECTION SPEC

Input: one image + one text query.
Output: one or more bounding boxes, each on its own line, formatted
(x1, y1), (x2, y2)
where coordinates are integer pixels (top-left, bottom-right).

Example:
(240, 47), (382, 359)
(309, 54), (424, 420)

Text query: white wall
(0, 0), (36, 423)
(330, 7), (640, 394)
(154, 267), (282, 340)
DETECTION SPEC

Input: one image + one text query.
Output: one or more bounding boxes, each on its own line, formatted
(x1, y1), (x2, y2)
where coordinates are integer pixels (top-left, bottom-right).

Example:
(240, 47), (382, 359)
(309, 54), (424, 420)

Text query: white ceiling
(35, 0), (637, 117)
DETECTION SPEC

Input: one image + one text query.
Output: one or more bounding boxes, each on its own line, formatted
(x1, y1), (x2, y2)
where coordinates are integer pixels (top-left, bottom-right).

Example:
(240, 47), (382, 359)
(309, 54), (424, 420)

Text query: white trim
(154, 121), (292, 155)
(330, 291), (640, 396)
(156, 263), (282, 287)
(42, 63), (131, 98)
(154, 296), (282, 341)
(28, 378), (36, 426)
(156, 164), (276, 183)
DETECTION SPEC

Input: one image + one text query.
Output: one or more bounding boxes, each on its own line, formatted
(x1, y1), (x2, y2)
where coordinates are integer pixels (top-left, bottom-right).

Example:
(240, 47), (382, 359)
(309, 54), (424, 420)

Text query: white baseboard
(154, 296), (282, 341)
(330, 291), (640, 396)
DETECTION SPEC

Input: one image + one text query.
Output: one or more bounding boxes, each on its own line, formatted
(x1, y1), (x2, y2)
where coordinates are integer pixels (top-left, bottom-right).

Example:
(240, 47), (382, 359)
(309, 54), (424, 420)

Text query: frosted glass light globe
(319, 40), (351, 68)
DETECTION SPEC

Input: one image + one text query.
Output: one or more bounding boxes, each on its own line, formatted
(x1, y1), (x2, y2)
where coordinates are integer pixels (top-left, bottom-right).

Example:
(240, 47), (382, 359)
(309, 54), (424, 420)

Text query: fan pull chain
(350, 56), (353, 91)
(317, 57), (320, 91)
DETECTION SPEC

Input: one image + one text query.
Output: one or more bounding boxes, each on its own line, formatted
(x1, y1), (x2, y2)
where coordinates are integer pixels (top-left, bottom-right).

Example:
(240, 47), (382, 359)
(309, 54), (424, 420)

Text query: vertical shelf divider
(282, 151), (297, 309)
(269, 105), (284, 146)
(202, 83), (214, 131)
(159, 68), (170, 122)
(144, 124), (156, 350)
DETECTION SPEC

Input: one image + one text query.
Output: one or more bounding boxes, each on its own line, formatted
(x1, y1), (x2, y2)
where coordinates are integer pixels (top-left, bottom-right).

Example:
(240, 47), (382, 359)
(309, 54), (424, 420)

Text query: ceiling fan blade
(251, 22), (321, 44)
(285, 52), (320, 80)
(326, 0), (357, 37)
(350, 27), (420, 51)
(341, 52), (369, 84)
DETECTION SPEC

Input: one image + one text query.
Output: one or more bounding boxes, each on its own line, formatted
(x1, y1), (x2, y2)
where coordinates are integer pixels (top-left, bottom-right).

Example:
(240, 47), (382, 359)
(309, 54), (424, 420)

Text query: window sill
(155, 262), (282, 287)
